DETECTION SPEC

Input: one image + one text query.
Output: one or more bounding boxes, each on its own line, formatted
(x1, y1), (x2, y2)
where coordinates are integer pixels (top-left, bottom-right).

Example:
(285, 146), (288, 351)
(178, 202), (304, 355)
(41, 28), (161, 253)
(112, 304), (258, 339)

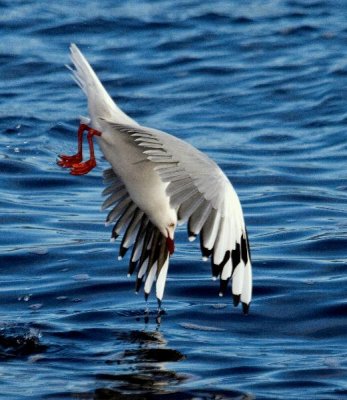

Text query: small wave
(180, 322), (225, 332)
(280, 24), (319, 35)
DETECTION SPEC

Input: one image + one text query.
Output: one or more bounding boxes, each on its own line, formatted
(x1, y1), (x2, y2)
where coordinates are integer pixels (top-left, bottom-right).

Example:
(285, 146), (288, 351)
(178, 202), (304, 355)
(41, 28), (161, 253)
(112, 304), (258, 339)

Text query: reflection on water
(75, 328), (249, 400)
(96, 328), (186, 398)
(56, 328), (183, 399)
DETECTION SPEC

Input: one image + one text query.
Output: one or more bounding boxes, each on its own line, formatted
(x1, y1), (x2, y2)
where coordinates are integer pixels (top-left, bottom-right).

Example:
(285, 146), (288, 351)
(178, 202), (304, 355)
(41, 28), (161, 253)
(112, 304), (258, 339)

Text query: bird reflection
(144, 307), (165, 325)
(93, 326), (187, 399)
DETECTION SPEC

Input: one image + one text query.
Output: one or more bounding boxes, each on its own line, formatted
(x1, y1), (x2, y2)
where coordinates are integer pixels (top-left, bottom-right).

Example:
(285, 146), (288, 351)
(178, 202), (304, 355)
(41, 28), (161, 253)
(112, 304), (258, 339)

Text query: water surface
(1, 0), (346, 399)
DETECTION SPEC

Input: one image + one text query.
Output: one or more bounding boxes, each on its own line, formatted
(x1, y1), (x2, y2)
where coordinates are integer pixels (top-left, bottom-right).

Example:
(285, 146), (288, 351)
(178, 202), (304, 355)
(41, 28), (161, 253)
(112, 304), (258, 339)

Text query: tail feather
(69, 43), (136, 125)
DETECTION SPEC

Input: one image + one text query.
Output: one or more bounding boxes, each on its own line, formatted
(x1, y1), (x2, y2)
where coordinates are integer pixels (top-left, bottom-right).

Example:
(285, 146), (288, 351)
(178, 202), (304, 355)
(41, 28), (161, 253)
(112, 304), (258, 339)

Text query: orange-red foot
(57, 153), (83, 168)
(70, 159), (96, 175)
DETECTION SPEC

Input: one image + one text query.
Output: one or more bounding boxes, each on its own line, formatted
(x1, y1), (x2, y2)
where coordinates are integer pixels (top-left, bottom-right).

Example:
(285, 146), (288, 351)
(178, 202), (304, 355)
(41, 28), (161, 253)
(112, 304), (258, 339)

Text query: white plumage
(63, 43), (252, 314)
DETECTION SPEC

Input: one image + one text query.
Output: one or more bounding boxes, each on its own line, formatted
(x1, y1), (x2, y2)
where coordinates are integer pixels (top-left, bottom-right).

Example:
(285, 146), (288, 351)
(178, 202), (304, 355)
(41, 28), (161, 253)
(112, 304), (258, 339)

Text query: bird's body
(98, 124), (174, 235)
(59, 44), (252, 313)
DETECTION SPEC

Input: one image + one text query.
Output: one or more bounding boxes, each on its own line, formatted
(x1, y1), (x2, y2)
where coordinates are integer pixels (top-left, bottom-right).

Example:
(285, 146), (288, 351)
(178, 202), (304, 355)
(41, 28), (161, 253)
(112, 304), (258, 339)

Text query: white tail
(69, 43), (137, 126)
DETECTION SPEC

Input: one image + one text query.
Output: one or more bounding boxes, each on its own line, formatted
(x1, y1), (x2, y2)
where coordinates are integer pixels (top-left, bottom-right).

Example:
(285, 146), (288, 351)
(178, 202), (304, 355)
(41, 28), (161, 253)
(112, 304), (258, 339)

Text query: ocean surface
(1, 0), (346, 399)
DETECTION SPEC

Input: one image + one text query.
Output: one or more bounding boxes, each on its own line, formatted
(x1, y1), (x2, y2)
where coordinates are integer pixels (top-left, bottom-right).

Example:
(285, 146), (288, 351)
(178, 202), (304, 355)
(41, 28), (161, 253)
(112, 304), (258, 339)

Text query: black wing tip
(111, 232), (119, 241)
(231, 243), (241, 274)
(128, 261), (137, 276)
(242, 302), (250, 315)
(202, 247), (212, 259)
(233, 296), (250, 314)
(135, 277), (143, 293)
(188, 228), (197, 239)
(219, 279), (229, 296)
(211, 250), (230, 279)
(241, 235), (249, 265)
(233, 294), (241, 307)
(212, 264), (222, 279)
(119, 245), (128, 258)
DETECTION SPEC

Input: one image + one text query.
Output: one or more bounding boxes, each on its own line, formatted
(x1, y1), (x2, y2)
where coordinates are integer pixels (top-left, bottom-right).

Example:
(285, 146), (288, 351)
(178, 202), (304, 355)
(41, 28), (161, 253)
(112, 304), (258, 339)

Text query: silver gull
(58, 44), (252, 314)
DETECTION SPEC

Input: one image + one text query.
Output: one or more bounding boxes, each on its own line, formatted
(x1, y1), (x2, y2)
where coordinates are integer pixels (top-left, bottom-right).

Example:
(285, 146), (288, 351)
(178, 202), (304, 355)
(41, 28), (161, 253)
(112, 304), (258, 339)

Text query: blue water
(1, 0), (347, 398)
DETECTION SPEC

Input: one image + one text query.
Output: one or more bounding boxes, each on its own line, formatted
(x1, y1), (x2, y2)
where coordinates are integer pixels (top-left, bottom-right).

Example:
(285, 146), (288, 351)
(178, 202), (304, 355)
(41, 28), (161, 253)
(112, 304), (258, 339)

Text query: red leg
(70, 128), (102, 175)
(57, 123), (88, 168)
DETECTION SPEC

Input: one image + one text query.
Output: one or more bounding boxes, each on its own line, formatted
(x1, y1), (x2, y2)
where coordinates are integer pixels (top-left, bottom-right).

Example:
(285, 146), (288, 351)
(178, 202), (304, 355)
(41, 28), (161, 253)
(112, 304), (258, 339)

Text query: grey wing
(105, 122), (252, 313)
(102, 168), (169, 303)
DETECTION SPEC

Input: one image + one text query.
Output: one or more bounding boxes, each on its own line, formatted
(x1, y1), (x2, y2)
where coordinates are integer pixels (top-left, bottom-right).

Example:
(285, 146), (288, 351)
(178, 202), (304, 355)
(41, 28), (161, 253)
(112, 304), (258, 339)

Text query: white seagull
(58, 44), (252, 314)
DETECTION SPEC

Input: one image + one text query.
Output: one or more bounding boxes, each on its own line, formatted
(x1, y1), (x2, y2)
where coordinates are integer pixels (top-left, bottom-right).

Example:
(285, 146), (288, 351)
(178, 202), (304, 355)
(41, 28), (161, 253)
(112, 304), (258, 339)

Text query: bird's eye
(169, 222), (175, 228)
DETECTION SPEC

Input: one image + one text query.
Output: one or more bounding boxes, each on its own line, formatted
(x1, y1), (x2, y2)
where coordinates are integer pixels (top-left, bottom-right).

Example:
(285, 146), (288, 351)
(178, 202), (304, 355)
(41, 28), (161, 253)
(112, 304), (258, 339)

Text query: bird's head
(158, 210), (177, 256)
(165, 221), (176, 255)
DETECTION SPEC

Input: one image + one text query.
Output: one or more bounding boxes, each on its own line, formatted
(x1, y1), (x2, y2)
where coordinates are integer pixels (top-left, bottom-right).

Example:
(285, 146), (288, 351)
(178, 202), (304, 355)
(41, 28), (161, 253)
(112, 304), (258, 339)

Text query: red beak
(166, 236), (175, 255)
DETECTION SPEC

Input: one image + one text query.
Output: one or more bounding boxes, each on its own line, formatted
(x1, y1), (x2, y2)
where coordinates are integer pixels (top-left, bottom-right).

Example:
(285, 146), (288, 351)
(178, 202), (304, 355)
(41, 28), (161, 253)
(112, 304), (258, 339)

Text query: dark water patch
(0, 159), (33, 174)
(147, 55), (200, 71)
(11, 174), (77, 190)
(8, 60), (55, 79)
(234, 16), (254, 24)
(0, 251), (51, 270)
(282, 367), (345, 381)
(330, 63), (347, 76)
(250, 132), (296, 144)
(71, 387), (250, 400)
(0, 53), (18, 65)
(35, 16), (175, 37)
(286, 0), (326, 9)
(48, 121), (76, 135)
(35, 18), (118, 36)
(299, 237), (347, 256)
(155, 37), (204, 52)
(96, 369), (187, 390)
(315, 301), (347, 319)
(192, 65), (241, 76)
(1, 117), (46, 133)
(115, 330), (166, 344)
(122, 348), (185, 363)
(189, 12), (253, 25)
(279, 24), (319, 36)
(284, 11), (307, 19)
(0, 324), (46, 360)
(189, 11), (232, 23)
(53, 327), (115, 342)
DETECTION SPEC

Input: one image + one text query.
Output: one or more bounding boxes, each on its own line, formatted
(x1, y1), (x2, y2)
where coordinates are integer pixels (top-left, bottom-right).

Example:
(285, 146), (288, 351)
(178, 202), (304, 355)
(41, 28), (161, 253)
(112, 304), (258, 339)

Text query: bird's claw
(58, 122), (101, 175)
(70, 159), (96, 175)
(57, 153), (82, 168)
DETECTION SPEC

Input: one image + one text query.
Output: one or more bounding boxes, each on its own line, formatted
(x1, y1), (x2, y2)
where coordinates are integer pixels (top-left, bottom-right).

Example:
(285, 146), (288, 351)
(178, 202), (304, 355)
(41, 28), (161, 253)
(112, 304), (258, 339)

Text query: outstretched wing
(103, 121), (252, 313)
(102, 168), (169, 304)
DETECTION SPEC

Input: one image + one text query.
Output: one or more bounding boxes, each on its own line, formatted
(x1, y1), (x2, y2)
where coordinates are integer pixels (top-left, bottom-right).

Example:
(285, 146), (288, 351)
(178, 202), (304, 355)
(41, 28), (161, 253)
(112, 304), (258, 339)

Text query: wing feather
(202, 209), (221, 251)
(106, 197), (132, 225)
(112, 202), (137, 242)
(102, 188), (128, 210)
(188, 200), (212, 238)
